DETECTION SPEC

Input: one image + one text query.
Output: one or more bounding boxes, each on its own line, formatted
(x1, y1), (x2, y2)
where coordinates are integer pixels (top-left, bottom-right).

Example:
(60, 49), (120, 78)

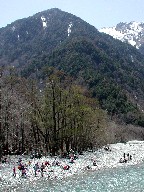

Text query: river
(9, 162), (144, 192)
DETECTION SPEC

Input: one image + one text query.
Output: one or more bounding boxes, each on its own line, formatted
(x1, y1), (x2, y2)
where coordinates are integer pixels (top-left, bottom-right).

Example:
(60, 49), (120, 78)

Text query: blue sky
(0, 0), (144, 29)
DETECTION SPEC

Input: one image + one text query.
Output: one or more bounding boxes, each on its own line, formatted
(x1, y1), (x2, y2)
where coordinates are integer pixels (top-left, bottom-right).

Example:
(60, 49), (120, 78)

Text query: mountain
(0, 8), (100, 67)
(99, 21), (144, 54)
(0, 8), (144, 126)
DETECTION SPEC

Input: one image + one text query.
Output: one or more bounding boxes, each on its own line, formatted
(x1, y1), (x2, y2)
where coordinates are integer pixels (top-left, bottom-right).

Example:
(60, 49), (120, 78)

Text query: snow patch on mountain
(41, 16), (47, 29)
(130, 22), (143, 32)
(17, 34), (20, 41)
(99, 21), (144, 49)
(68, 22), (73, 36)
(11, 26), (16, 32)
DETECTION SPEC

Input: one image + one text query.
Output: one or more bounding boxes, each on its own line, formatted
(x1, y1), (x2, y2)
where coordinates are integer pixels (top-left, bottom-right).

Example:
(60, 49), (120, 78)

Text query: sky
(0, 0), (144, 29)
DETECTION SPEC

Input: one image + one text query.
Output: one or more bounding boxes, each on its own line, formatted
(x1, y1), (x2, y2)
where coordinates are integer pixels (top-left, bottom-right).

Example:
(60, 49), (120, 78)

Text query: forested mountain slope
(0, 9), (144, 157)
(0, 8), (144, 125)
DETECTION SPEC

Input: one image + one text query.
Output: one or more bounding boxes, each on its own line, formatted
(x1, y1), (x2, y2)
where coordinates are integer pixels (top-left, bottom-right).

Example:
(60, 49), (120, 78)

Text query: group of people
(10, 149), (134, 179)
(12, 155), (77, 178)
(7, 148), (135, 180)
(119, 153), (132, 163)
(33, 162), (45, 177)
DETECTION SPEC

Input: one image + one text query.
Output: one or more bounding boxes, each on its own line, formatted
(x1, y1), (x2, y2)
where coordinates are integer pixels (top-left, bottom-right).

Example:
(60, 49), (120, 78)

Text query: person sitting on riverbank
(119, 158), (123, 163)
(104, 145), (111, 152)
(52, 158), (60, 166)
(93, 160), (97, 166)
(69, 157), (74, 163)
(119, 157), (128, 163)
(85, 165), (91, 170)
(45, 161), (50, 167)
(63, 165), (70, 170)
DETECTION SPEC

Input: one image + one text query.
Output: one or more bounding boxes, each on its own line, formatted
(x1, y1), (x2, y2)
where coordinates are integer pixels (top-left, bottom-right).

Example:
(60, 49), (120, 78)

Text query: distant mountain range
(99, 21), (144, 54)
(0, 8), (144, 126)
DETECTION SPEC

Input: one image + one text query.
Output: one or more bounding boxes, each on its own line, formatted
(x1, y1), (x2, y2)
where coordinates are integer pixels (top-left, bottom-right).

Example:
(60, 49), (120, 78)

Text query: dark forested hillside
(22, 36), (144, 125)
(0, 8), (99, 67)
(0, 8), (144, 157)
(1, 8), (144, 123)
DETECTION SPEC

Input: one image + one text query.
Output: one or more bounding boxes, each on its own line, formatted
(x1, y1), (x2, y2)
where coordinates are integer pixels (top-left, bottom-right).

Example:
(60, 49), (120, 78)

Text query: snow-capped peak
(99, 21), (144, 49)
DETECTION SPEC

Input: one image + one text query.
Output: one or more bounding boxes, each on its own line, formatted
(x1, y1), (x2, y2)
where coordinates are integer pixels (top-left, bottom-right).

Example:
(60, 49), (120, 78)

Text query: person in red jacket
(63, 165), (70, 170)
